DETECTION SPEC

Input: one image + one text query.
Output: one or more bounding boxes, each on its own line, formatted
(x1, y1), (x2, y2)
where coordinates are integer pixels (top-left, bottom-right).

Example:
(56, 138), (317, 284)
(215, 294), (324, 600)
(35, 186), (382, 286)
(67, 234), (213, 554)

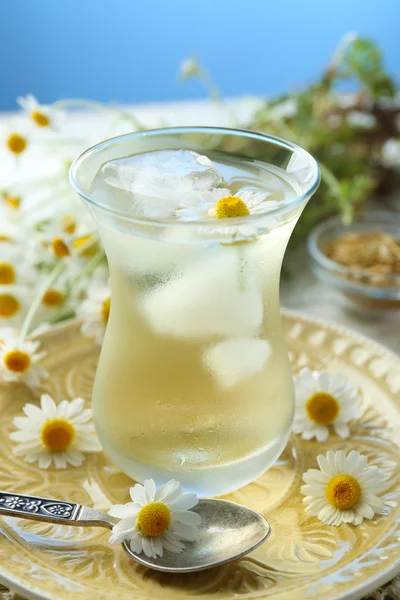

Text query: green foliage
(185, 35), (399, 250)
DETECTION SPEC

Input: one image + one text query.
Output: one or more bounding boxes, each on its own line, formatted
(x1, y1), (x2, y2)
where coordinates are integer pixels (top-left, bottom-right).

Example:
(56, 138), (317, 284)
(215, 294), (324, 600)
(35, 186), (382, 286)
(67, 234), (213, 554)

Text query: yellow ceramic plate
(0, 312), (399, 600)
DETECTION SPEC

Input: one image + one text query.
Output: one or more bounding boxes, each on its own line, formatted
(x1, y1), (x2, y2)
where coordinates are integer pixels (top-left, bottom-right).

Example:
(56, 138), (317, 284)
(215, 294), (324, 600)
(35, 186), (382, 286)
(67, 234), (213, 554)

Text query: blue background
(1, 0), (399, 111)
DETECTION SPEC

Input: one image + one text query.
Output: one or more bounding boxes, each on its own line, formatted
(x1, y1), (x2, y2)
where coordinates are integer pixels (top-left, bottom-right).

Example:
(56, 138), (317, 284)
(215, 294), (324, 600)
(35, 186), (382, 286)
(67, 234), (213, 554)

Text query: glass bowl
(308, 211), (400, 311)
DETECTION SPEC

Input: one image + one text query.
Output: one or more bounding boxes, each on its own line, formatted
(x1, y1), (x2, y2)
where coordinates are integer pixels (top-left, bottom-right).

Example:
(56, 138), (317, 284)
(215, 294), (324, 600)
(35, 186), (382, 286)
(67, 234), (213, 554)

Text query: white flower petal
(143, 479), (157, 503)
(142, 536), (156, 558)
(40, 394), (57, 418)
(168, 493), (199, 512)
(334, 422), (350, 439)
(155, 479), (181, 503)
(170, 521), (199, 541)
(171, 510), (202, 526)
(356, 501), (375, 520)
(130, 483), (147, 506)
(162, 531), (185, 553)
(37, 451), (53, 470)
(129, 532), (143, 554)
(315, 426), (329, 442)
(151, 536), (164, 557)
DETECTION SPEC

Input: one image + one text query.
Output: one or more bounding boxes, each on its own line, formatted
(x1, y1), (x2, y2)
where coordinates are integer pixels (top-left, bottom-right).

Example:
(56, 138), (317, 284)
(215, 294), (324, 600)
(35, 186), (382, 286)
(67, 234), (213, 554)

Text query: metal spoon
(0, 490), (270, 573)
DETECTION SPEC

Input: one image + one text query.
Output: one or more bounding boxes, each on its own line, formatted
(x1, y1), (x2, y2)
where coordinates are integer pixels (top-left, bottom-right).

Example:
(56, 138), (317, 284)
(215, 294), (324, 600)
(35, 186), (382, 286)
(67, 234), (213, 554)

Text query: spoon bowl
(0, 491), (270, 573)
(122, 498), (270, 572)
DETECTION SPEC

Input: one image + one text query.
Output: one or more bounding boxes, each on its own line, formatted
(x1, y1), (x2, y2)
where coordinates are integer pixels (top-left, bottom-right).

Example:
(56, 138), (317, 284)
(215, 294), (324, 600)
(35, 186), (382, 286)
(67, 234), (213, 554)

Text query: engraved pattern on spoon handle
(0, 491), (116, 529)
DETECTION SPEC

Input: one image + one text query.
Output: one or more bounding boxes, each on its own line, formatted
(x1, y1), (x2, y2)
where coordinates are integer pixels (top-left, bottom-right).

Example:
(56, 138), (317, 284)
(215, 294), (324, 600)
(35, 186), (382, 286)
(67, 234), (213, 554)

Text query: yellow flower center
(101, 297), (111, 324)
(61, 215), (76, 235)
(72, 234), (97, 258)
(7, 133), (27, 155)
(0, 294), (20, 317)
(42, 289), (64, 307)
(136, 502), (171, 537)
(0, 263), (16, 285)
(213, 196), (250, 219)
(0, 235), (11, 242)
(31, 110), (50, 127)
(326, 474), (362, 510)
(3, 349), (31, 373)
(51, 237), (70, 257)
(3, 194), (21, 210)
(306, 392), (339, 425)
(41, 419), (75, 452)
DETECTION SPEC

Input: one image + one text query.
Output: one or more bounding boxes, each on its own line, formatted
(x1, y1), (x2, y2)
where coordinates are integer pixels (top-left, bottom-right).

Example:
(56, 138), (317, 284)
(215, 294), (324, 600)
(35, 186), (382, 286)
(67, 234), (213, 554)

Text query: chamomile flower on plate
(0, 331), (47, 388)
(10, 394), (101, 469)
(17, 94), (64, 130)
(292, 368), (362, 442)
(78, 278), (111, 344)
(302, 450), (387, 526)
(109, 479), (201, 558)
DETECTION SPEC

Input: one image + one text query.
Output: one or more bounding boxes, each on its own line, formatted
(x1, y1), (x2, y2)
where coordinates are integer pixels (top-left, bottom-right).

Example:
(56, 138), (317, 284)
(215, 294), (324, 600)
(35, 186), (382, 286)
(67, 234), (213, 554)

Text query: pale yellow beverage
(70, 129), (319, 497)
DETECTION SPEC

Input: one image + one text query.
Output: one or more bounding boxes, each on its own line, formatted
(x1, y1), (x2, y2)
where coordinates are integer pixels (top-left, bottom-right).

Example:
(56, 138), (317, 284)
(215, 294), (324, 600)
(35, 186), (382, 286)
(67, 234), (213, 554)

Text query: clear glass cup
(70, 127), (320, 497)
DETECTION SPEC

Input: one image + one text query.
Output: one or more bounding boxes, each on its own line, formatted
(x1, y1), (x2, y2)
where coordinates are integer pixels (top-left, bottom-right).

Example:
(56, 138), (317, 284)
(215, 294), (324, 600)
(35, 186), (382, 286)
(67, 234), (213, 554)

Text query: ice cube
(202, 338), (270, 389)
(139, 249), (263, 339)
(93, 150), (224, 218)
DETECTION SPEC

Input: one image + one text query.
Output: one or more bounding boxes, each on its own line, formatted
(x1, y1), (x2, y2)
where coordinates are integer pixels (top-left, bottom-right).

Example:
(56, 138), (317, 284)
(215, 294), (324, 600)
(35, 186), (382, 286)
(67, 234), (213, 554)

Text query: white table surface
(1, 98), (399, 355)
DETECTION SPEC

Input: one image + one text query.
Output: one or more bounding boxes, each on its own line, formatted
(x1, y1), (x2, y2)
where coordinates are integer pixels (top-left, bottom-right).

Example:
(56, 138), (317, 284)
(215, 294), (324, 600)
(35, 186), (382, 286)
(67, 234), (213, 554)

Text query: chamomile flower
(0, 245), (35, 286)
(176, 188), (278, 221)
(2, 127), (29, 157)
(39, 218), (99, 261)
(292, 368), (362, 442)
(109, 479), (201, 558)
(78, 279), (111, 344)
(17, 94), (63, 130)
(0, 332), (47, 388)
(301, 450), (387, 526)
(176, 188), (280, 239)
(0, 285), (32, 326)
(10, 394), (101, 469)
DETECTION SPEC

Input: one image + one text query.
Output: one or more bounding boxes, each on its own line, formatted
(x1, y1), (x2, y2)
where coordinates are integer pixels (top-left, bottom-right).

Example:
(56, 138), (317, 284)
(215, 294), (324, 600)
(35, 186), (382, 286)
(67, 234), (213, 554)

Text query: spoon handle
(0, 490), (117, 530)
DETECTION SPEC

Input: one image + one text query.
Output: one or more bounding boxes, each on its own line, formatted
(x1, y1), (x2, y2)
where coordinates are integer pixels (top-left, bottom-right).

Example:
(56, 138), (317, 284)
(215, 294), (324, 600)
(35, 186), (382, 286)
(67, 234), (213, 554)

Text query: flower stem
(19, 261), (65, 341)
(51, 99), (146, 131)
(70, 250), (106, 285)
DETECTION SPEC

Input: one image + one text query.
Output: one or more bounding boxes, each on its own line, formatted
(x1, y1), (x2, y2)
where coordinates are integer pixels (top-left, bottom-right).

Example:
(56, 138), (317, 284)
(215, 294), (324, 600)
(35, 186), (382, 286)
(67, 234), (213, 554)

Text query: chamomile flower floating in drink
(10, 394), (101, 469)
(176, 188), (281, 239)
(78, 278), (111, 344)
(301, 450), (387, 526)
(0, 331), (47, 388)
(292, 368), (362, 442)
(109, 479), (201, 558)
(176, 188), (279, 221)
(17, 94), (63, 130)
